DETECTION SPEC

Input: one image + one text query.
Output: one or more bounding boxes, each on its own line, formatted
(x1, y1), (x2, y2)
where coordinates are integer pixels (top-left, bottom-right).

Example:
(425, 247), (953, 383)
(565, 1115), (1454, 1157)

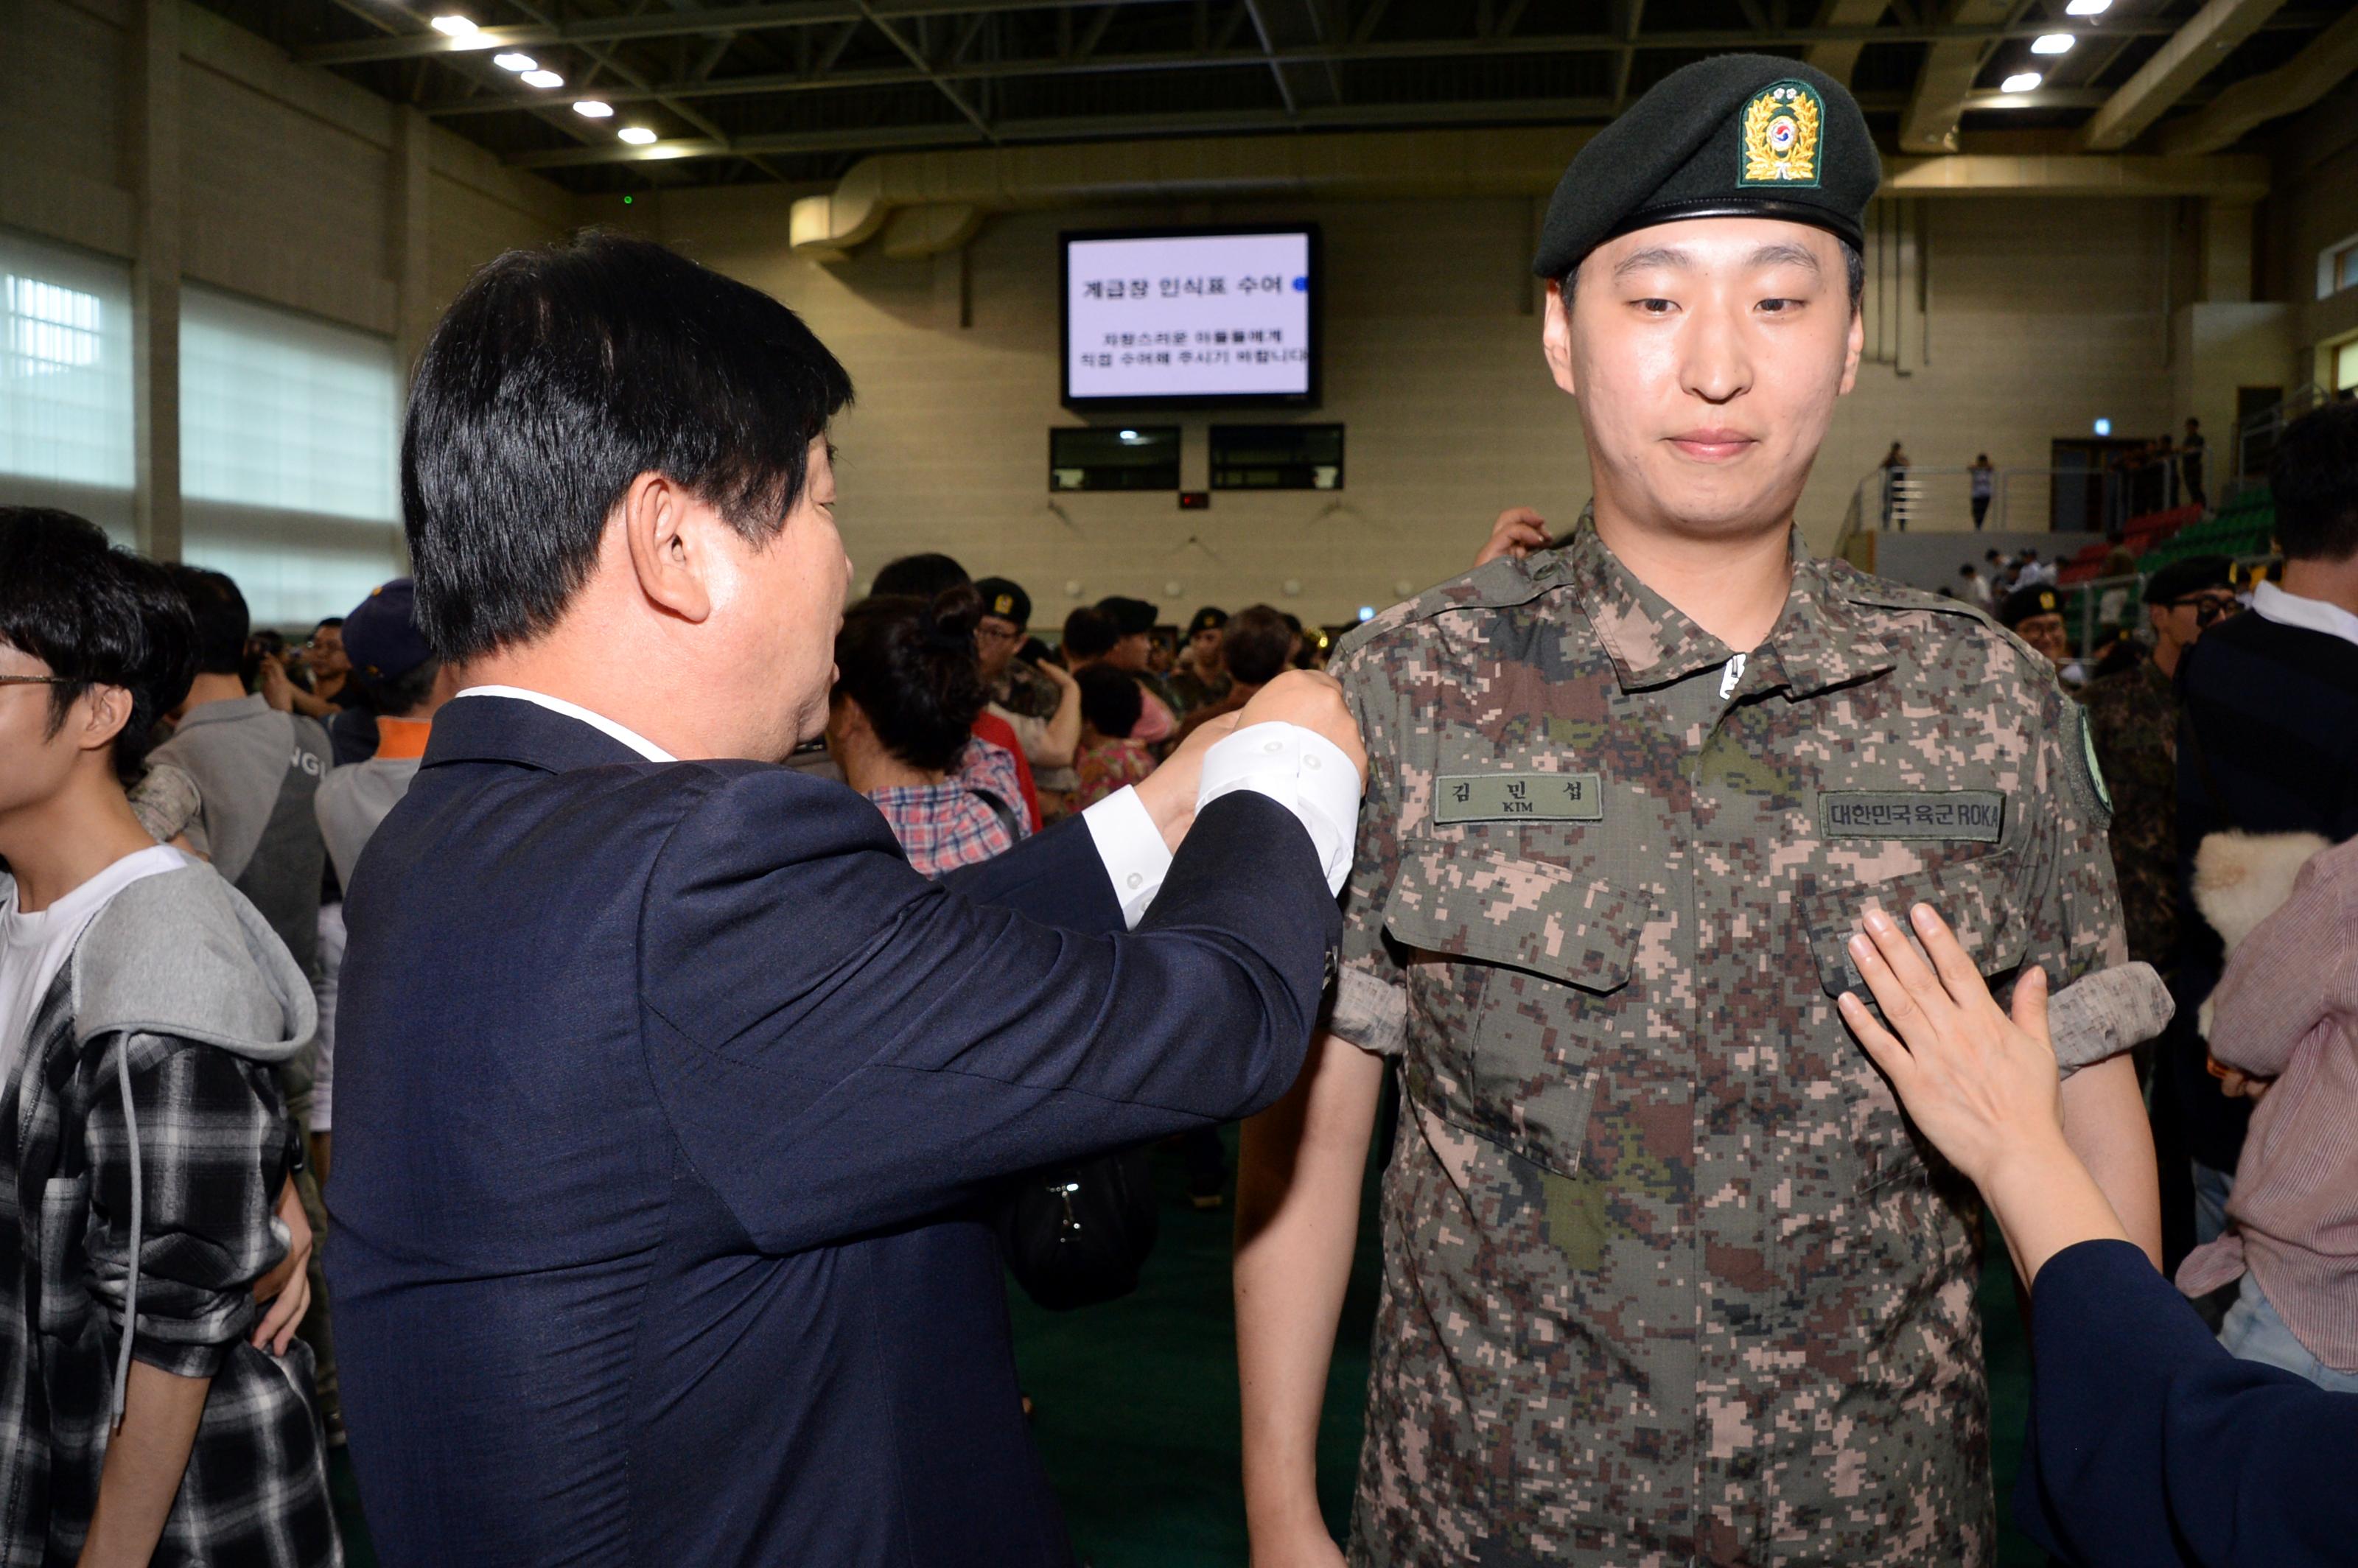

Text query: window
(0, 227), (136, 536)
(181, 286), (402, 626)
(2320, 234), (2358, 300)
(2337, 339), (2358, 397)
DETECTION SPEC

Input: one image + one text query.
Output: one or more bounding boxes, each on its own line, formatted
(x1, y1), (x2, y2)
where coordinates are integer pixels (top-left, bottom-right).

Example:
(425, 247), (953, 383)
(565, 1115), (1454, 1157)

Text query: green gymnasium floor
(326, 1128), (2043, 1567)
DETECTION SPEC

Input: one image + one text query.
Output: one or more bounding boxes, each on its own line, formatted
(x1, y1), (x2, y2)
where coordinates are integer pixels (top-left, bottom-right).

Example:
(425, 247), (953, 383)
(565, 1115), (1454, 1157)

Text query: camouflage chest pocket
(1797, 850), (2031, 1190)
(1382, 839), (1642, 1178)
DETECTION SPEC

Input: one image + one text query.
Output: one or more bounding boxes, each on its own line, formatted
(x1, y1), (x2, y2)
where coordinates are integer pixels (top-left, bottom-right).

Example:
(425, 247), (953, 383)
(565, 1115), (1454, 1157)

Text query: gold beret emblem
(1738, 81), (1823, 189)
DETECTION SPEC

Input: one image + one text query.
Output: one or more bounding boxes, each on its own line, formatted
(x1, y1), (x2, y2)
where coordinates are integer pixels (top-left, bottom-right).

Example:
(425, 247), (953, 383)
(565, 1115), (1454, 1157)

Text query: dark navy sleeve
(2016, 1239), (2358, 1567)
(637, 772), (1337, 1254)
(940, 812), (1124, 934)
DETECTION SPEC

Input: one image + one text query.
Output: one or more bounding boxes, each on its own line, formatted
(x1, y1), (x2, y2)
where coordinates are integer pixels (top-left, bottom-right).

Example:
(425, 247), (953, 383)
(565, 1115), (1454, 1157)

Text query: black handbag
(993, 1146), (1162, 1312)
(959, 785), (1164, 1311)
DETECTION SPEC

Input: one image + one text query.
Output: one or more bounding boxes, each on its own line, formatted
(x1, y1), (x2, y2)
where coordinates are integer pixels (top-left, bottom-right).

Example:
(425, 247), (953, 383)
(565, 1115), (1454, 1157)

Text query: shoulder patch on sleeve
(2065, 699), (2113, 825)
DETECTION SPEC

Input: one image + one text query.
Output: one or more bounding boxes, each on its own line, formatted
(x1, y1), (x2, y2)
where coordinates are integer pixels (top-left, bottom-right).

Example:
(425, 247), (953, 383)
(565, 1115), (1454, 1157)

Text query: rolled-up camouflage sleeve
(2016, 679), (2135, 1077)
(1326, 645), (1408, 1058)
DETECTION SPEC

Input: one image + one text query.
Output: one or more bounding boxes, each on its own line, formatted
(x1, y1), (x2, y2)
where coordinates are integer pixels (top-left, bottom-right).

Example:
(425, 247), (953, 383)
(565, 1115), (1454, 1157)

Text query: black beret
(1095, 595), (1160, 636)
(1533, 54), (1881, 281)
(1186, 606), (1229, 637)
(974, 575), (1032, 627)
(1998, 584), (2065, 629)
(2143, 554), (2233, 606)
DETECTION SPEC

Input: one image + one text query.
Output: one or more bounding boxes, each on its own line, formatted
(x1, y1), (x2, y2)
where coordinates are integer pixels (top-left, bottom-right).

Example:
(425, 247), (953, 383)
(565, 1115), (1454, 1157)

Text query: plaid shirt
(867, 738), (1030, 878)
(0, 967), (338, 1567)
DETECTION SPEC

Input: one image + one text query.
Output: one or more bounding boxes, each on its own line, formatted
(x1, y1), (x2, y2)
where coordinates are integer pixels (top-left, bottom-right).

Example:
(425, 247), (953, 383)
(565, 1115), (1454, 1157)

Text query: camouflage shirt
(1326, 523), (2126, 1568)
(2078, 655), (2178, 971)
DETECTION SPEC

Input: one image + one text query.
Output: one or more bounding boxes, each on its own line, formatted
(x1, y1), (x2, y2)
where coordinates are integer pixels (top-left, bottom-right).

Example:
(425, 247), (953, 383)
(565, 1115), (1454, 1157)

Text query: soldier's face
(1545, 218), (1863, 539)
(2014, 612), (2070, 666)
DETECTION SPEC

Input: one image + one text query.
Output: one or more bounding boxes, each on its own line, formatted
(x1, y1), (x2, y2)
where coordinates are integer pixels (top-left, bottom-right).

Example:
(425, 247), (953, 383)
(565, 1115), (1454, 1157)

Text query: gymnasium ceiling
(198, 0), (2358, 193)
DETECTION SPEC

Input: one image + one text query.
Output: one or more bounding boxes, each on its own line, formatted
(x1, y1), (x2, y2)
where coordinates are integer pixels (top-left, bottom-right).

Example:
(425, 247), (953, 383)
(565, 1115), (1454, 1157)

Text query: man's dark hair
(312, 617), (345, 637)
(159, 563), (249, 674)
(2186, 416), (2200, 429)
(1062, 605), (1118, 660)
(1561, 238), (1865, 313)
(830, 587), (987, 774)
(0, 508), (196, 784)
(2270, 402), (2358, 562)
(404, 231), (855, 662)
(1222, 604), (1294, 687)
(871, 553), (969, 599)
(1076, 665), (1143, 741)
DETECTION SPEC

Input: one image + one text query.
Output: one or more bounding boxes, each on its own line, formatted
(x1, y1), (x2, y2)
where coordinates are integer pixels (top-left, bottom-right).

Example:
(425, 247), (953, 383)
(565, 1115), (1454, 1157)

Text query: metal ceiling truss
(268, 0), (2341, 185)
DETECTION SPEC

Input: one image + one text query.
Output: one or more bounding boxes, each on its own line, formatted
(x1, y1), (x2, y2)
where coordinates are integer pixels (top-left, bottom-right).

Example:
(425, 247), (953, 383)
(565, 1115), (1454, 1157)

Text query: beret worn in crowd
(1532, 52), (1881, 281)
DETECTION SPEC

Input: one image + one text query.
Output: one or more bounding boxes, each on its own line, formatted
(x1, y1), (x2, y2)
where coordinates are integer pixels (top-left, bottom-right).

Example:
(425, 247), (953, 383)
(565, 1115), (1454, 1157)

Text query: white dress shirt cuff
(1197, 722), (1360, 895)
(1081, 785), (1175, 930)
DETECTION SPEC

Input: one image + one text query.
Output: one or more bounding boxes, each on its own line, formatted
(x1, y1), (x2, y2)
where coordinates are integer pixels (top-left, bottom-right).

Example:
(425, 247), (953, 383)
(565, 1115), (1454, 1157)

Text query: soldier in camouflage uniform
(1234, 55), (2160, 1568)
(2079, 555), (2239, 974)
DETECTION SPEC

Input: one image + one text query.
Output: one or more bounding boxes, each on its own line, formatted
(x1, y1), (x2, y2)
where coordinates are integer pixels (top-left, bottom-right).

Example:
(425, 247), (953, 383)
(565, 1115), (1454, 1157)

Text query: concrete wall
(0, 0), (571, 573)
(2268, 90), (2358, 388)
(632, 186), (2182, 623)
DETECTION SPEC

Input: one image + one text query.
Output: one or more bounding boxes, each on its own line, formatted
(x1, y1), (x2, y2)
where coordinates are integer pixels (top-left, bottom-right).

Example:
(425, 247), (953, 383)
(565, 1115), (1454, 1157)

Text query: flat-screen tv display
(1062, 225), (1320, 410)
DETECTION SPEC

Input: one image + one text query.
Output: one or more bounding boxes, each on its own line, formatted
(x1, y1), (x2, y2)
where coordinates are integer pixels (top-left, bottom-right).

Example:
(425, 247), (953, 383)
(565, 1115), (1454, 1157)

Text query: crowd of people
(4, 49), (2358, 1568)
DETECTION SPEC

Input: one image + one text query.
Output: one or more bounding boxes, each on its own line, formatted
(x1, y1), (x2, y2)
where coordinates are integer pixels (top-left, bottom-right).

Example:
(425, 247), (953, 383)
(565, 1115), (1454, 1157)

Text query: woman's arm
(1033, 660), (1082, 768)
(1835, 906), (2131, 1282)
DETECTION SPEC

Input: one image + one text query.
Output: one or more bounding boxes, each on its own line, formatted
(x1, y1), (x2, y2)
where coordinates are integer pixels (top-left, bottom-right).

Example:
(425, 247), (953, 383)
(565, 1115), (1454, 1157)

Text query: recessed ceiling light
(2031, 32), (2075, 55)
(519, 69), (563, 88)
(2001, 71), (2043, 92)
(2064, 0), (2110, 15)
(429, 15), (478, 36)
(491, 52), (536, 71)
(618, 127), (657, 144)
(573, 99), (615, 118)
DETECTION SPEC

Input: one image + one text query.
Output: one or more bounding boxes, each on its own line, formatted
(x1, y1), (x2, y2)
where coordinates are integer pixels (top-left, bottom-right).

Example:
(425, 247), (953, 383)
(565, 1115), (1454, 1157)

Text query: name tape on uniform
(1820, 790), (2005, 843)
(1435, 772), (1604, 825)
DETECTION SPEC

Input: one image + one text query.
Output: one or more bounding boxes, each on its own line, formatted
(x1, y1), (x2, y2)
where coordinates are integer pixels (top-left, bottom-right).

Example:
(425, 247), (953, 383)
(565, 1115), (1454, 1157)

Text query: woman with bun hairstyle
(828, 585), (1030, 877)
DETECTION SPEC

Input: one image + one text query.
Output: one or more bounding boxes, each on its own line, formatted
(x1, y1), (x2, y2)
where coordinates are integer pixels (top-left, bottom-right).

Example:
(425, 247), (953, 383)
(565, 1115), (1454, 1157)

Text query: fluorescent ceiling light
(2031, 32), (2075, 54)
(429, 15), (477, 36)
(519, 69), (563, 88)
(2001, 71), (2043, 92)
(2064, 0), (2110, 15)
(618, 127), (657, 144)
(573, 99), (615, 118)
(491, 52), (536, 71)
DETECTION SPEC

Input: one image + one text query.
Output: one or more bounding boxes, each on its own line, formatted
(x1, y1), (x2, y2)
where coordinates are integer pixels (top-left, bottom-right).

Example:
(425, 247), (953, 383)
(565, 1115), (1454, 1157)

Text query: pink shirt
(2178, 836), (2358, 1369)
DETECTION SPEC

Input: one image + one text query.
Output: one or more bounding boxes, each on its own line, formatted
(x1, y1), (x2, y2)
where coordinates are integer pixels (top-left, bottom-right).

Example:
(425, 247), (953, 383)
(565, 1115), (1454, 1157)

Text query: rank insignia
(1739, 80), (1824, 188)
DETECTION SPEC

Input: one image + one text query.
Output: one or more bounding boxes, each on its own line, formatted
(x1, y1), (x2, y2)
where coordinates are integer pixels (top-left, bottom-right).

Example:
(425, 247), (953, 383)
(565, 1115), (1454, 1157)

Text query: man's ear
(618, 472), (718, 625)
(1542, 281), (1578, 397)
(1838, 301), (1865, 397)
(73, 685), (133, 757)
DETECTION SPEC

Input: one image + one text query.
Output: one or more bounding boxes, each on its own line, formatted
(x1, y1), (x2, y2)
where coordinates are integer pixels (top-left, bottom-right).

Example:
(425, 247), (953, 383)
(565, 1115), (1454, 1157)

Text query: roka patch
(1435, 772), (1604, 825)
(1820, 790), (2005, 842)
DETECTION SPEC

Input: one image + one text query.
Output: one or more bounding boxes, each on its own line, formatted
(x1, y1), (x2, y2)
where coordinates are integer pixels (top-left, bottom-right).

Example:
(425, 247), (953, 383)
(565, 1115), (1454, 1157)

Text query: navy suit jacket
(325, 696), (1339, 1566)
(2018, 1239), (2358, 1567)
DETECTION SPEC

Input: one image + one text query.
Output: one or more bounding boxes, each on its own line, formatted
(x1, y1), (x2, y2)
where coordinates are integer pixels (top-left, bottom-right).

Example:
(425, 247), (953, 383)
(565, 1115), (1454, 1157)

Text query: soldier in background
(1234, 55), (2158, 1568)
(2081, 555), (2238, 978)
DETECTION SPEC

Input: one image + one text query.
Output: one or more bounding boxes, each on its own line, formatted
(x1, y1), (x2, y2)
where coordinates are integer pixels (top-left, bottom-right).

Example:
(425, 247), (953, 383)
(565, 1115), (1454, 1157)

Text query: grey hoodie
(70, 864), (315, 1426)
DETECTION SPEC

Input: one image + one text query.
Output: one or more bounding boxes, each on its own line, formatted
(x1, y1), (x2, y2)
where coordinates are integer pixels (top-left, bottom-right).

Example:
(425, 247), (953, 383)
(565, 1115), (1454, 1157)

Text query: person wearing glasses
(2082, 555), (2239, 979)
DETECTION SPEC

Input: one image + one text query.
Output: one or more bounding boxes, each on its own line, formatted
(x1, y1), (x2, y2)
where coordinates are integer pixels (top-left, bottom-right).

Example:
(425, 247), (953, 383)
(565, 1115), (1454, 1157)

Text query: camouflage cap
(1533, 53), (1881, 281)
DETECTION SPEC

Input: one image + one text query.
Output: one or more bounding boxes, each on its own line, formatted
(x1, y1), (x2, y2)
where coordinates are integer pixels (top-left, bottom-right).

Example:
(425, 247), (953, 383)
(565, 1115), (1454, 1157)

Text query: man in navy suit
(326, 234), (1365, 1567)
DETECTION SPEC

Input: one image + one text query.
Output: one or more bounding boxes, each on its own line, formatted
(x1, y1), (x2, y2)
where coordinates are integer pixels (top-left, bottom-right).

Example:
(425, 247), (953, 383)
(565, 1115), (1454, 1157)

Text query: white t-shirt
(0, 844), (189, 1092)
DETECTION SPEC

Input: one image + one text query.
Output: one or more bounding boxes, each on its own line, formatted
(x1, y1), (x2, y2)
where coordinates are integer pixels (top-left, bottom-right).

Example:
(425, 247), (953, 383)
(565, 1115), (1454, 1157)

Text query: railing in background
(1842, 466), (2113, 538)
(2236, 383), (2326, 483)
